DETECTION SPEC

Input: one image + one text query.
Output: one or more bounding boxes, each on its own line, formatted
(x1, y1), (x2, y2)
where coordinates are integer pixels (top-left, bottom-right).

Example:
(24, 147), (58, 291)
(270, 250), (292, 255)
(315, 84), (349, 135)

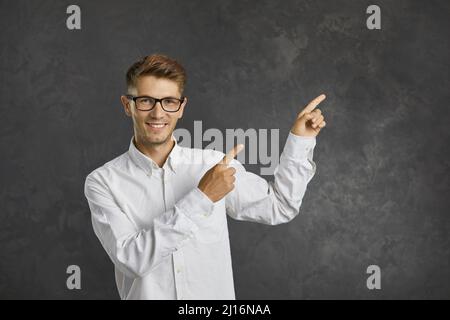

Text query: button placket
(172, 249), (186, 300)
(164, 169), (176, 214)
(167, 170), (187, 300)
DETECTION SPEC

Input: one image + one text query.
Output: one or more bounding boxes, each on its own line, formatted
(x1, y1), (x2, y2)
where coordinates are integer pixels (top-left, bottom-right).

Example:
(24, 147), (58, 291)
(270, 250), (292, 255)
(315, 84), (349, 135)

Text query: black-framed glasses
(126, 94), (185, 112)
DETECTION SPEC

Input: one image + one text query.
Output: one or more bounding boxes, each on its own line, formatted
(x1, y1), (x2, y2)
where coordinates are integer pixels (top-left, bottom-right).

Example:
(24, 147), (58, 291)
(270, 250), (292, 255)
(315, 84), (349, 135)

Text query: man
(84, 54), (327, 300)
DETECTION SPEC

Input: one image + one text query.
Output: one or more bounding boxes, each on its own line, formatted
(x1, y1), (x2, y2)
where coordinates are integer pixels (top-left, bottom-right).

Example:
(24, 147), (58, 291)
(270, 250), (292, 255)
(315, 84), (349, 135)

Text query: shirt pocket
(195, 198), (227, 244)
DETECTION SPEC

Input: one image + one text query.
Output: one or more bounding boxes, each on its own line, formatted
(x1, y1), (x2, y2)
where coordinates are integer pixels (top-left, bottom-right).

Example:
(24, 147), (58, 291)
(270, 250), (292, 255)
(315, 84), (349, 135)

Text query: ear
(120, 95), (132, 117)
(177, 96), (187, 119)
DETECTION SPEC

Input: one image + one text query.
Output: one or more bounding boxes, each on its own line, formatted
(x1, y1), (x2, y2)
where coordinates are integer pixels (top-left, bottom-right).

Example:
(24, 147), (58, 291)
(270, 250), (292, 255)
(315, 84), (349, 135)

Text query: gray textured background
(0, 0), (449, 299)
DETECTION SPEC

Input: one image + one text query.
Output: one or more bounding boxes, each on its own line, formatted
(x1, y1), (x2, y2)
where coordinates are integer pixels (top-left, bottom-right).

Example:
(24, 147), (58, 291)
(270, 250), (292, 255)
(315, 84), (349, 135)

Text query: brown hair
(126, 53), (187, 94)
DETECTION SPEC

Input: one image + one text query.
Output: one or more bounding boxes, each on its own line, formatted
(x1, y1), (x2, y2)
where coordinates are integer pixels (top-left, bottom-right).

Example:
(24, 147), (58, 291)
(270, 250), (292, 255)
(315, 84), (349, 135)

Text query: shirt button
(176, 267), (182, 273)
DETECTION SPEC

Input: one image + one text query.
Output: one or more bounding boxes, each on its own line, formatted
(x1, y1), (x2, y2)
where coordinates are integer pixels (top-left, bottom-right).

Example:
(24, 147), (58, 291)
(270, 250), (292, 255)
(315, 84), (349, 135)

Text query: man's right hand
(198, 144), (244, 203)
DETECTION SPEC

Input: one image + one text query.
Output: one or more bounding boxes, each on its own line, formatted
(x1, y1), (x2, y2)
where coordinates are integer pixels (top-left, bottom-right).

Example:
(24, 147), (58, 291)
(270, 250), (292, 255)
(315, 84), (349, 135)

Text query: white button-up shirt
(84, 131), (316, 300)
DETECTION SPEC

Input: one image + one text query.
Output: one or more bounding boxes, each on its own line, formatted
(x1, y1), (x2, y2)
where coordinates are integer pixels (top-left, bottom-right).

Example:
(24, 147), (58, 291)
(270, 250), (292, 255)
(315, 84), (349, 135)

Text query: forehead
(134, 75), (181, 97)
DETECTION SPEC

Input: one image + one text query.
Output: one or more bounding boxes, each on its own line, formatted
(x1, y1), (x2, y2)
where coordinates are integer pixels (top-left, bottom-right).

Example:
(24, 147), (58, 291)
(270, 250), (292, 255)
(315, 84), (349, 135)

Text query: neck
(134, 135), (175, 168)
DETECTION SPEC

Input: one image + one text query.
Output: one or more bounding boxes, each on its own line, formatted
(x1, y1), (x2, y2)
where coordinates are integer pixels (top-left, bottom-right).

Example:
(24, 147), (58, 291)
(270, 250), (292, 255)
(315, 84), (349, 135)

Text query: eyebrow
(135, 95), (182, 99)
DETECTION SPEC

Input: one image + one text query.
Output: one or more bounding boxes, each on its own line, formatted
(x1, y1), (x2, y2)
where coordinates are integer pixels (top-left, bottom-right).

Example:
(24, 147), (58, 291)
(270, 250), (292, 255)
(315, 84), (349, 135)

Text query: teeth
(148, 123), (166, 128)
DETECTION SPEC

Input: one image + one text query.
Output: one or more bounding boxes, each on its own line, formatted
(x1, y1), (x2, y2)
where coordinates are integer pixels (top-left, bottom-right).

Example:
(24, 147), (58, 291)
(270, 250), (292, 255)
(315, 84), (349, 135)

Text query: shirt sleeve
(225, 131), (317, 225)
(84, 174), (214, 279)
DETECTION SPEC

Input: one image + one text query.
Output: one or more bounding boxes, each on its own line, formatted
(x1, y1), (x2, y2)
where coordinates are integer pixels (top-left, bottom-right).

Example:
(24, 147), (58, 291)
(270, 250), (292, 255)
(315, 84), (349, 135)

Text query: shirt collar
(128, 134), (182, 176)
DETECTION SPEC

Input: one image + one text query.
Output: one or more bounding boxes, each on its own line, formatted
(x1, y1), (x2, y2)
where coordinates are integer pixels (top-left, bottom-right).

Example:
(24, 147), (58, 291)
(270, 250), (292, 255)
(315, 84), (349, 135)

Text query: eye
(164, 98), (179, 105)
(138, 97), (154, 105)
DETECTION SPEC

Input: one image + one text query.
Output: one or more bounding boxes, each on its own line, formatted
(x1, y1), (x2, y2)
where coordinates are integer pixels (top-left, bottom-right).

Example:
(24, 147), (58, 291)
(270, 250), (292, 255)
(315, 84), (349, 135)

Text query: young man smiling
(84, 54), (327, 300)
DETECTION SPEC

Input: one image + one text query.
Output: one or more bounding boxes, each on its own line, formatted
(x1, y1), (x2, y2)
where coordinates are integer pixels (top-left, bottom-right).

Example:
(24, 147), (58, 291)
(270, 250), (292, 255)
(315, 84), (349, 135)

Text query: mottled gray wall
(0, 0), (449, 299)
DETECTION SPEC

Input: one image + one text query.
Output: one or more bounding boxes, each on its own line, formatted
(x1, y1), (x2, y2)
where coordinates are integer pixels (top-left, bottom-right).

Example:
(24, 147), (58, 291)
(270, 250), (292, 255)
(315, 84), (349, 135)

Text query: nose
(149, 101), (166, 118)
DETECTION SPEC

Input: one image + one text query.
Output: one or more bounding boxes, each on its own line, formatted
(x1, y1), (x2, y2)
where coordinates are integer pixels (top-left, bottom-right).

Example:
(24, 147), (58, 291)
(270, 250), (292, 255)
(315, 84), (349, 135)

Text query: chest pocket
(194, 199), (227, 244)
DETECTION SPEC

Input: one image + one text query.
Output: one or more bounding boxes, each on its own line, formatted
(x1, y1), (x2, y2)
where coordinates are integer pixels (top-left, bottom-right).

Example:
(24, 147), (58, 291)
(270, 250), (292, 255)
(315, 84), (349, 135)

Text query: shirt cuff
(282, 131), (316, 159)
(175, 187), (214, 221)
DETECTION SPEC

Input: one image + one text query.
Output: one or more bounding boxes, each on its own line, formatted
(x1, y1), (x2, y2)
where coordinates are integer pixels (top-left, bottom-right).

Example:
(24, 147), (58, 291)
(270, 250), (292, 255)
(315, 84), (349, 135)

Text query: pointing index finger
(298, 94), (326, 118)
(221, 144), (244, 165)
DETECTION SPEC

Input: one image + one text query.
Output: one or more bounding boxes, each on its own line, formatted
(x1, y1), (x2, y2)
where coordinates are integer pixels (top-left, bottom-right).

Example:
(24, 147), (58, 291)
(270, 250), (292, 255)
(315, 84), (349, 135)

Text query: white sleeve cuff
(175, 187), (214, 221)
(282, 131), (316, 159)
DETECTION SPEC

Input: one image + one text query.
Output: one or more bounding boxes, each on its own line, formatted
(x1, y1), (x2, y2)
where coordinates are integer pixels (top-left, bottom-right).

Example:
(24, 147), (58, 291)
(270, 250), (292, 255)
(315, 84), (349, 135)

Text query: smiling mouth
(146, 122), (168, 130)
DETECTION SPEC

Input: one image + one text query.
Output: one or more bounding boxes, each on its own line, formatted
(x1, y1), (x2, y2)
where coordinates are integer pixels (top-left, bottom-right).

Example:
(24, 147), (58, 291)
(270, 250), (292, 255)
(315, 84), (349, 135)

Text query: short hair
(126, 53), (187, 94)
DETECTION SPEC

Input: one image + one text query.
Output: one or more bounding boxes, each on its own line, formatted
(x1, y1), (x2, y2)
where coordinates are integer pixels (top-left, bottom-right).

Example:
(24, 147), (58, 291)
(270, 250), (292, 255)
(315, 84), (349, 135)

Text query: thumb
(220, 144), (244, 165)
(298, 112), (314, 125)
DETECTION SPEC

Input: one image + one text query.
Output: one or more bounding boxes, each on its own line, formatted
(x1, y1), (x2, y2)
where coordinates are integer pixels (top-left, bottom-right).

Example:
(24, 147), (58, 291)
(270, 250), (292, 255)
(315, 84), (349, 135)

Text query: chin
(145, 133), (171, 145)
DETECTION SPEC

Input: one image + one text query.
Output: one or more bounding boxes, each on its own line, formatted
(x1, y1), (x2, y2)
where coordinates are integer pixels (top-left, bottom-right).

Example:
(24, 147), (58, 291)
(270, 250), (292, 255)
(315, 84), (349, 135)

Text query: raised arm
(225, 94), (327, 225)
